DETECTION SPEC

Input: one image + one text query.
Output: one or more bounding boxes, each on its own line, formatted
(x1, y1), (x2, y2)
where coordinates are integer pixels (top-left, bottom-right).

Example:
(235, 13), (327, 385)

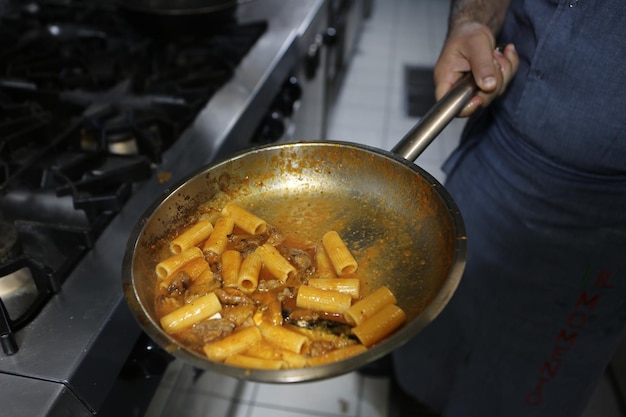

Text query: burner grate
(0, 1), (267, 354)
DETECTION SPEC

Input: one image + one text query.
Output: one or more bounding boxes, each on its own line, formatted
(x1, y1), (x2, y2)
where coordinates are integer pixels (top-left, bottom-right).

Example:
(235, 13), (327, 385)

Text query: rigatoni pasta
(158, 257), (208, 291)
(322, 230), (358, 276)
(222, 202), (267, 235)
(153, 202), (407, 370)
(156, 247), (204, 279)
(244, 340), (308, 368)
(296, 285), (352, 315)
(344, 285), (397, 326)
(203, 326), (262, 361)
(308, 278), (360, 299)
(306, 344), (368, 367)
(237, 252), (263, 293)
(170, 220), (214, 254)
(314, 244), (337, 279)
(351, 304), (406, 347)
(160, 292), (222, 334)
(221, 250), (242, 288)
(224, 353), (288, 370)
(202, 216), (235, 256)
(258, 322), (310, 353)
(255, 243), (296, 282)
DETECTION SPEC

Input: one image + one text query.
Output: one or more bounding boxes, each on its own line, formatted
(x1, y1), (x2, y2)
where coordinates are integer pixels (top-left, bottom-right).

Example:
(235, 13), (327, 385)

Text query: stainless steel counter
(0, 0), (326, 415)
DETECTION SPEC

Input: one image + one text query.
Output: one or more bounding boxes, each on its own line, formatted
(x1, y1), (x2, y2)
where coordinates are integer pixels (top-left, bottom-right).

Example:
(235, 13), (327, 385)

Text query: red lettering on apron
(575, 291), (600, 310)
(567, 311), (588, 329)
(555, 329), (578, 347)
(551, 344), (568, 361)
(594, 269), (614, 288)
(540, 360), (560, 377)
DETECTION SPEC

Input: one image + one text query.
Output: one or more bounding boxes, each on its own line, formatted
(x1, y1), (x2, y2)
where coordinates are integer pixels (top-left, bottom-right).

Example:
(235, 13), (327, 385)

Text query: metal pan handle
(391, 73), (478, 162)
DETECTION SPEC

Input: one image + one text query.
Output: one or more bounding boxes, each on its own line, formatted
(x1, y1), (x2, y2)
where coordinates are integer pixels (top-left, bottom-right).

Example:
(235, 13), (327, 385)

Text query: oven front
(0, 1), (329, 415)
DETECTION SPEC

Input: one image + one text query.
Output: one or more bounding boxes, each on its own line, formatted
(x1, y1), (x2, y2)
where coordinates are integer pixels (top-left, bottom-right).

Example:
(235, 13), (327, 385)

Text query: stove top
(0, 0), (325, 415)
(0, 0), (267, 356)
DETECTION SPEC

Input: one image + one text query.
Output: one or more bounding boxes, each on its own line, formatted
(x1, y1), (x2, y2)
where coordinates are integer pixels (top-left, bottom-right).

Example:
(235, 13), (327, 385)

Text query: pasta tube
(169, 220), (214, 254)
(321, 231), (358, 276)
(221, 250), (242, 288)
(244, 340), (307, 368)
(156, 247), (204, 279)
(258, 323), (310, 353)
(238, 252), (263, 293)
(290, 325), (356, 348)
(344, 285), (396, 326)
(202, 216), (235, 256)
(255, 243), (296, 282)
(351, 303), (406, 347)
(181, 257), (209, 279)
(160, 292), (222, 334)
(195, 267), (216, 286)
(221, 203), (267, 235)
(307, 344), (368, 367)
(315, 243), (337, 278)
(308, 278), (361, 299)
(203, 326), (262, 362)
(224, 354), (288, 370)
(296, 285), (352, 315)
(158, 257), (208, 291)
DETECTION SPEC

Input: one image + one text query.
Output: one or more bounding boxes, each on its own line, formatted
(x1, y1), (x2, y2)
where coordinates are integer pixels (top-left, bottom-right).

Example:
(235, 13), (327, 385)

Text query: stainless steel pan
(117, 0), (255, 37)
(118, 0), (251, 16)
(122, 75), (477, 383)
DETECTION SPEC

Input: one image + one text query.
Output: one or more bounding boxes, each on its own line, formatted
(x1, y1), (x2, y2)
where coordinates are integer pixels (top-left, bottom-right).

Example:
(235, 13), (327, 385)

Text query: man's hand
(434, 20), (519, 117)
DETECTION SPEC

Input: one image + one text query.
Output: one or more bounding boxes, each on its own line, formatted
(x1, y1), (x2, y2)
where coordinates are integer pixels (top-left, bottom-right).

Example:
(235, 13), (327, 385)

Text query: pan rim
(121, 140), (467, 383)
(117, 0), (248, 16)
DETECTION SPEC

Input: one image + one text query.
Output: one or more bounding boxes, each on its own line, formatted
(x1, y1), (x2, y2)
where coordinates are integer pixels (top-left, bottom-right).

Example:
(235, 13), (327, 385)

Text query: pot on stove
(119, 0), (252, 15)
(118, 0), (256, 36)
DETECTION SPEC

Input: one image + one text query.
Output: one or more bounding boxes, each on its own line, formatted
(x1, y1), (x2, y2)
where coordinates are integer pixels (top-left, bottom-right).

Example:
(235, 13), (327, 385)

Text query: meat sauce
(154, 222), (358, 357)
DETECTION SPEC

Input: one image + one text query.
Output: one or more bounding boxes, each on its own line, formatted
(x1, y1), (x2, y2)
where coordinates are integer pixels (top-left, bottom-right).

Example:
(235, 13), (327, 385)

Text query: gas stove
(0, 0), (329, 415)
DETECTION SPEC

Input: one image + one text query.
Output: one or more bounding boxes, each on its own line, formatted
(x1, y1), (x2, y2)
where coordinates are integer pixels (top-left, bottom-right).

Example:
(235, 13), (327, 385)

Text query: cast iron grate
(0, 0), (267, 355)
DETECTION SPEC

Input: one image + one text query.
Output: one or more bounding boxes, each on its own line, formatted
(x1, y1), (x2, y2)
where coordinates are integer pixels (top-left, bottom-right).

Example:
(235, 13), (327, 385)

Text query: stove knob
(273, 77), (302, 116)
(324, 27), (338, 46)
(254, 111), (285, 144)
(305, 34), (324, 80)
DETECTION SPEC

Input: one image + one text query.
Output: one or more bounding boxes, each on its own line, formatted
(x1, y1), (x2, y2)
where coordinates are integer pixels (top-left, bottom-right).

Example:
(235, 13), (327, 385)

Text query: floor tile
(360, 376), (391, 417)
(247, 406), (338, 417)
(160, 391), (250, 417)
(253, 372), (362, 416)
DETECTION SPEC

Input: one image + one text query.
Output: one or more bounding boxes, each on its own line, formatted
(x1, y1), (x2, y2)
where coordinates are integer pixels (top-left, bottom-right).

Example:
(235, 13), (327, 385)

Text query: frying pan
(122, 75), (477, 383)
(118, 0), (249, 15)
(117, 0), (255, 37)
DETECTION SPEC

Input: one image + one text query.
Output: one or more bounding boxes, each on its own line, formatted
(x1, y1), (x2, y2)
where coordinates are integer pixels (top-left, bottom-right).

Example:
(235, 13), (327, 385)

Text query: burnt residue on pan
(123, 142), (466, 382)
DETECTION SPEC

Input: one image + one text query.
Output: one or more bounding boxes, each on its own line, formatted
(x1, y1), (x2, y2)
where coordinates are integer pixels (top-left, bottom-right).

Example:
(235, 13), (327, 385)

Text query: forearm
(448, 0), (510, 37)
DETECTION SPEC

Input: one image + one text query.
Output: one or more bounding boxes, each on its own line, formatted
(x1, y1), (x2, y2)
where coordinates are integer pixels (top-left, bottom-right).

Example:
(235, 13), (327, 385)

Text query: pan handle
(391, 73), (478, 162)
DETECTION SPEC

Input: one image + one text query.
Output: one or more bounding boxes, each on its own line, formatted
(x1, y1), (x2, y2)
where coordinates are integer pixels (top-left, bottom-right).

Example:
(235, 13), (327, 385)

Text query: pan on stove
(117, 0), (256, 37)
(122, 75), (476, 383)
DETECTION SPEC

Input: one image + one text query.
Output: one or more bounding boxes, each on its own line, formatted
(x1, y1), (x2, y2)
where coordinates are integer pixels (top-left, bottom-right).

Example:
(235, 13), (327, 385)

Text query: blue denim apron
(393, 1), (626, 416)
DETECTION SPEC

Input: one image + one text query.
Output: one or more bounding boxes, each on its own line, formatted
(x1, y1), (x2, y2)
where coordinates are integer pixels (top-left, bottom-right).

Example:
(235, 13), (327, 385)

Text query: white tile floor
(144, 1), (624, 416)
(145, 359), (390, 417)
(324, 0), (465, 184)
